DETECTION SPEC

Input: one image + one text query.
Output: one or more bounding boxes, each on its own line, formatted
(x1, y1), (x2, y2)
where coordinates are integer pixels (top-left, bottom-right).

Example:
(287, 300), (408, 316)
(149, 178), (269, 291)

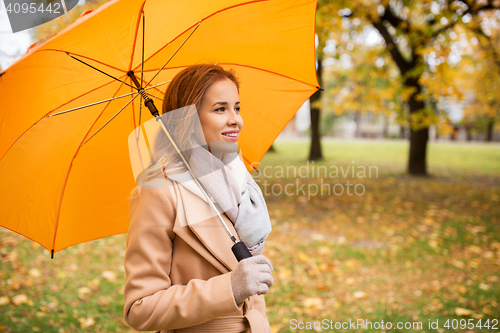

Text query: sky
(0, 0), (32, 70)
(0, 0), (86, 70)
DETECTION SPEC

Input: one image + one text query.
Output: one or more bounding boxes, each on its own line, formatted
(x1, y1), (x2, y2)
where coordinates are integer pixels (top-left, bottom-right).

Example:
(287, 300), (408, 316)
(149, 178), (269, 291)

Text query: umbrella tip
(51, 249), (54, 259)
(318, 86), (324, 91)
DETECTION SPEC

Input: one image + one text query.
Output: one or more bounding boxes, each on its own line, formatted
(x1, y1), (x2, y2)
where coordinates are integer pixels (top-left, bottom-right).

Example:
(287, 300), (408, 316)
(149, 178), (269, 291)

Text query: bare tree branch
(430, 1), (499, 37)
(381, 4), (410, 34)
(371, 19), (411, 75)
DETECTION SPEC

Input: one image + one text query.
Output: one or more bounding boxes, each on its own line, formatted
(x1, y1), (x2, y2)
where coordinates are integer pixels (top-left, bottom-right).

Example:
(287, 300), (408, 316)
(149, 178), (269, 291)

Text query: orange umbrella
(0, 0), (320, 257)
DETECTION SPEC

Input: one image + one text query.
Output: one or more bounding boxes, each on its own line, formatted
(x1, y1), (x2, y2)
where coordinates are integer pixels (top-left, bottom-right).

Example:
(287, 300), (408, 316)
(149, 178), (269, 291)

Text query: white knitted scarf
(167, 142), (272, 249)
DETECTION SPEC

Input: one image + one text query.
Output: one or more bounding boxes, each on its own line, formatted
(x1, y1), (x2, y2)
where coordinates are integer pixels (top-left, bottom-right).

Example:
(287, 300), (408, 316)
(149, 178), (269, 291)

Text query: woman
(123, 63), (274, 333)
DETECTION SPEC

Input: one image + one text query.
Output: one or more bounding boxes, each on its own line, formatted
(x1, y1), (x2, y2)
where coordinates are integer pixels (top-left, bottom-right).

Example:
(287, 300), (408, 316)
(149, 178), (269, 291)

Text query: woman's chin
(210, 141), (239, 153)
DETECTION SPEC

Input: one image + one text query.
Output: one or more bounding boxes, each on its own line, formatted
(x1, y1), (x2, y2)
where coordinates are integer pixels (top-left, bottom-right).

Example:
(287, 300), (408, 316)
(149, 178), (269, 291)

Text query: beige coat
(123, 172), (271, 333)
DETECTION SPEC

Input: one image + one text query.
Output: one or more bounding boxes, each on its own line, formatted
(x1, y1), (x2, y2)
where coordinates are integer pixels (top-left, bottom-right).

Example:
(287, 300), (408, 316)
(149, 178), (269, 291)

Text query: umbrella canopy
(0, 0), (319, 256)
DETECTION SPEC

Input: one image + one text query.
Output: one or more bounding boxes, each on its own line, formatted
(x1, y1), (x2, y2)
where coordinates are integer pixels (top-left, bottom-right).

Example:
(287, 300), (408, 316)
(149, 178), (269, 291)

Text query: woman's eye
(235, 107), (240, 112)
(215, 107), (225, 112)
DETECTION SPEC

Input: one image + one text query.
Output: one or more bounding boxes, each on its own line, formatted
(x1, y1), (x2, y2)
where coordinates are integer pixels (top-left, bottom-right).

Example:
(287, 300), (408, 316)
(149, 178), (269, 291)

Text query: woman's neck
(210, 148), (224, 161)
(208, 142), (239, 162)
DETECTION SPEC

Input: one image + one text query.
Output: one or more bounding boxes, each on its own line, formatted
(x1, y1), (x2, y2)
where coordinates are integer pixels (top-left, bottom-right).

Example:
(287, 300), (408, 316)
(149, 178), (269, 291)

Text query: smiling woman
(197, 77), (243, 153)
(123, 63), (273, 333)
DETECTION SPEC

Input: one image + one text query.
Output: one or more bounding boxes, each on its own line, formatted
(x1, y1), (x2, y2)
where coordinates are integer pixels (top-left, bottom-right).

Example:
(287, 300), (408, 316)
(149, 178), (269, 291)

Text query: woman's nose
(227, 109), (239, 125)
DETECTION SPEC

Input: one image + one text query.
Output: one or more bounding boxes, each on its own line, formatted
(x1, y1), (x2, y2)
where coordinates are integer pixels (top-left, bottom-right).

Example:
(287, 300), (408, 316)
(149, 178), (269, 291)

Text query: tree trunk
(383, 114), (388, 138)
(354, 112), (361, 138)
(408, 127), (428, 175)
(486, 118), (495, 142)
(309, 106), (323, 160)
(400, 125), (406, 139)
(466, 126), (472, 141)
(308, 58), (323, 161)
(407, 82), (428, 175)
(451, 127), (457, 141)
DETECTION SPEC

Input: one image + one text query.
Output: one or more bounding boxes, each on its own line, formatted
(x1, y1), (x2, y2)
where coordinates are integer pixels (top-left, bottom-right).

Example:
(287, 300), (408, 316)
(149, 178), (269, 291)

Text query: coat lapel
(167, 177), (255, 313)
(170, 179), (240, 273)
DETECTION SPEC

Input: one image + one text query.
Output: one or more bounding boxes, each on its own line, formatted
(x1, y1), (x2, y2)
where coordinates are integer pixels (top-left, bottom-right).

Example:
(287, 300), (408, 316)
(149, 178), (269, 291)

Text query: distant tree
(308, 1), (332, 161)
(309, 58), (324, 160)
(324, 39), (406, 139)
(463, 10), (500, 141)
(318, 0), (500, 174)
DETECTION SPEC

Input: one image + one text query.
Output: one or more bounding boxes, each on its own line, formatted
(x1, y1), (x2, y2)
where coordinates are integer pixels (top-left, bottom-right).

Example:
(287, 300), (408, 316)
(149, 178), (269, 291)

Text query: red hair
(162, 63), (240, 114)
(142, 64), (241, 181)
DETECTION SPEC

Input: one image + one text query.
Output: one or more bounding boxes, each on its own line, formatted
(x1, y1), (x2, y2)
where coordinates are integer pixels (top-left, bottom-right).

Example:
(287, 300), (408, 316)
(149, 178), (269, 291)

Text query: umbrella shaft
(127, 71), (160, 117)
(145, 99), (159, 117)
(154, 117), (237, 243)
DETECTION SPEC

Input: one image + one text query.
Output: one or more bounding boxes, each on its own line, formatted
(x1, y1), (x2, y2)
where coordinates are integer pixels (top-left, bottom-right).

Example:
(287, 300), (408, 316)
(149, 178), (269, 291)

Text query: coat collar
(169, 178), (241, 273)
(166, 177), (255, 311)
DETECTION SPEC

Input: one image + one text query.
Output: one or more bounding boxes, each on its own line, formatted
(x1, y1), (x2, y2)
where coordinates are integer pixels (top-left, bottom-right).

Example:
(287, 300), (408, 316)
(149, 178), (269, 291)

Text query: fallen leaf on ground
(452, 260), (465, 269)
(479, 283), (489, 290)
(303, 297), (323, 308)
(11, 294), (28, 306)
(78, 317), (95, 328)
(101, 271), (116, 282)
(455, 307), (473, 316)
(353, 291), (366, 299)
(29, 269), (41, 278)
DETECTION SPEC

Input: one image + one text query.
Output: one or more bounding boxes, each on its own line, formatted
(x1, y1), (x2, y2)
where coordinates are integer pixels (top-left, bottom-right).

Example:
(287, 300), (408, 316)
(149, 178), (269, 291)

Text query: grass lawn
(0, 139), (499, 333)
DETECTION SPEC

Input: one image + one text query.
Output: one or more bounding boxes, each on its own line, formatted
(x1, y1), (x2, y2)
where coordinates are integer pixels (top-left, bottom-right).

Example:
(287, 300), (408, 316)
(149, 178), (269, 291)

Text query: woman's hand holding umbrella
(231, 255), (274, 305)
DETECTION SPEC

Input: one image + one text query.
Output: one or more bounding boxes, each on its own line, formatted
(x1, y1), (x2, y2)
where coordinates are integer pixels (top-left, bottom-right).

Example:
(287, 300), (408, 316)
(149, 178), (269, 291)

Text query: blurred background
(1, 0), (499, 332)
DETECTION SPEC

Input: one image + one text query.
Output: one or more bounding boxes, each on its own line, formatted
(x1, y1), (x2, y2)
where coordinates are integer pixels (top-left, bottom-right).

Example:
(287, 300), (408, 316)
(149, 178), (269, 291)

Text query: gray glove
(230, 255), (274, 305)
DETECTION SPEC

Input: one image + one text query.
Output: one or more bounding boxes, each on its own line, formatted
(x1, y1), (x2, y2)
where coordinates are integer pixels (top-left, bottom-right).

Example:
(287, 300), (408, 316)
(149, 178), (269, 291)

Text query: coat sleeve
(252, 294), (269, 326)
(123, 184), (242, 331)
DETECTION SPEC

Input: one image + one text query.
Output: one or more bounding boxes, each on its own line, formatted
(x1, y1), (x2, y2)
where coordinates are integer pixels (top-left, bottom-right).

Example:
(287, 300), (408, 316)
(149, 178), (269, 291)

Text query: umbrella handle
(231, 241), (252, 261)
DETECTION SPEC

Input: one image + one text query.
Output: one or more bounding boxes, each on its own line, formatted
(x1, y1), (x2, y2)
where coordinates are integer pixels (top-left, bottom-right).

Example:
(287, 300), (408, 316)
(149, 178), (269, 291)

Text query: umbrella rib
(67, 52), (136, 90)
(51, 84), (126, 255)
(134, 77), (165, 99)
(48, 82), (166, 117)
(136, 9), (145, 141)
(136, 63), (321, 91)
(128, 0), (147, 73)
(144, 20), (202, 88)
(141, 9), (145, 89)
(40, 49), (126, 74)
(0, 74), (140, 163)
(228, 63), (321, 90)
(138, 93), (142, 142)
(149, 84), (164, 101)
(81, 92), (141, 146)
(130, 0), (270, 73)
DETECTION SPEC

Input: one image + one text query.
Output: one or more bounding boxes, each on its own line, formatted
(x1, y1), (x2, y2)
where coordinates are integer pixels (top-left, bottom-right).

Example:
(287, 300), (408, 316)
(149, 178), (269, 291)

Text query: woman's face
(198, 78), (243, 151)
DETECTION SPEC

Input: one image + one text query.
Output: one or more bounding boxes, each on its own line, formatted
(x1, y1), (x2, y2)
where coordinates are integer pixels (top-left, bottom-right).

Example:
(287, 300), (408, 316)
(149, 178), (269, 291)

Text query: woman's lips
(222, 132), (239, 140)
